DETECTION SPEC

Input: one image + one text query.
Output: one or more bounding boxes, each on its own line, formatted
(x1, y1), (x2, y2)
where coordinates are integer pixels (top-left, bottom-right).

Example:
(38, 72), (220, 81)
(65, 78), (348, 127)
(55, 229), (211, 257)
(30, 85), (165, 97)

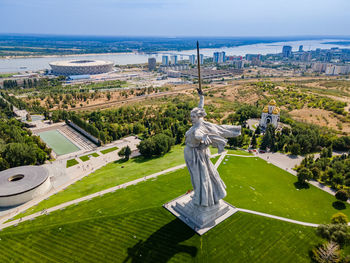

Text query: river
(0, 39), (349, 73)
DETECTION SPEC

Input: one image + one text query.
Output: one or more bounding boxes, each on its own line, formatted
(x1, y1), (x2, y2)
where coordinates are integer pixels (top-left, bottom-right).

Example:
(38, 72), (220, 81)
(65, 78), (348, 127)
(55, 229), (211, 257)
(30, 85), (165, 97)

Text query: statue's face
(191, 112), (199, 124)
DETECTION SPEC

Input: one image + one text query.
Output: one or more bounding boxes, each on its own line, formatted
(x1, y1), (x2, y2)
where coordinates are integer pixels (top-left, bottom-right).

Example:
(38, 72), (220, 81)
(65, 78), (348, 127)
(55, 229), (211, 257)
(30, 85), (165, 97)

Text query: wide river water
(0, 39), (349, 73)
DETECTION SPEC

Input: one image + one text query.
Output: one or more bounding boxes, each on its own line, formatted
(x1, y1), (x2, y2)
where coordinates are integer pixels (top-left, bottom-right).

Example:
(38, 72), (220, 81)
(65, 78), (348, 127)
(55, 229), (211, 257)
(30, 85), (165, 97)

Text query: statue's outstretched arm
(198, 94), (204, 108)
(196, 88), (204, 108)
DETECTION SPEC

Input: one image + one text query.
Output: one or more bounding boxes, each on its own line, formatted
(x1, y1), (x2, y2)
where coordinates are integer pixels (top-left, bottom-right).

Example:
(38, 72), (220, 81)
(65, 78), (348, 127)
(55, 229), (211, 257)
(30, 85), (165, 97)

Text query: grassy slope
(13, 145), (186, 219)
(13, 151), (349, 224)
(221, 156), (350, 224)
(0, 169), (320, 262)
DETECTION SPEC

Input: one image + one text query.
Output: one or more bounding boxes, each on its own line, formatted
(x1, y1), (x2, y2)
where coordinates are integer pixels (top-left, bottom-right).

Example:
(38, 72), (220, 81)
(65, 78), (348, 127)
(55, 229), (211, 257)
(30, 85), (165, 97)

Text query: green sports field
(38, 130), (80, 156)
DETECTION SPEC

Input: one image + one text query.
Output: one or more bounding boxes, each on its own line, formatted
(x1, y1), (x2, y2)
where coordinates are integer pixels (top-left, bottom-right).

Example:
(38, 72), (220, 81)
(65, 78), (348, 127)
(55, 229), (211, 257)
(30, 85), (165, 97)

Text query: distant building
(199, 54), (204, 65)
(162, 55), (169, 66)
(282, 46), (292, 58)
(260, 100), (280, 130)
(218, 52), (225, 63)
(230, 60), (244, 69)
(170, 55), (178, 65)
(299, 45), (303, 52)
(301, 52), (311, 62)
(213, 52), (219, 63)
(245, 54), (260, 61)
(148, 58), (156, 71)
(49, 60), (114, 76)
(213, 52), (225, 63)
(189, 55), (196, 65)
(312, 62), (328, 72)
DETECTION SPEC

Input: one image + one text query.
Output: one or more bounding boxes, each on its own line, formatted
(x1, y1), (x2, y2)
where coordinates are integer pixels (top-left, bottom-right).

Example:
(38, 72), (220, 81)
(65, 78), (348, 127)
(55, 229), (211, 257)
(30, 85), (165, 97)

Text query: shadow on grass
(332, 201), (346, 210)
(123, 218), (197, 263)
(294, 181), (310, 190)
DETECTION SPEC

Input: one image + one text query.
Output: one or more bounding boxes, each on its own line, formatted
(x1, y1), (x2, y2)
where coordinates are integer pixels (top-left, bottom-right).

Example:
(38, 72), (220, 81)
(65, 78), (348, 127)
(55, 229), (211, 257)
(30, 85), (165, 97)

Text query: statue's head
(191, 107), (206, 123)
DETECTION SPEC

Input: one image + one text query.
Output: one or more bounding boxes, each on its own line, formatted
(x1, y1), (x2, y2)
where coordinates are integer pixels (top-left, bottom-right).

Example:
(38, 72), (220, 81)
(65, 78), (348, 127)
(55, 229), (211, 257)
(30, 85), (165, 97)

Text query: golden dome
(268, 99), (277, 106)
(272, 107), (280, 115)
(263, 106), (269, 113)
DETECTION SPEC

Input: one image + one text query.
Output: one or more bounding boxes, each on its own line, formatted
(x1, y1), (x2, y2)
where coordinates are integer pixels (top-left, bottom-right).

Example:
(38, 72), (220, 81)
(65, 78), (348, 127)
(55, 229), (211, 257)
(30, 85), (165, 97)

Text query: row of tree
(296, 152), (350, 190)
(0, 118), (51, 171)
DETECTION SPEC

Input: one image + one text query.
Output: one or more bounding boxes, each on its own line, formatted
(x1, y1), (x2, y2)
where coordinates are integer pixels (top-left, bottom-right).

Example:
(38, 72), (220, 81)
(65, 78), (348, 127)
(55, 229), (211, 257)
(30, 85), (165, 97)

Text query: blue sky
(1, 0), (349, 36)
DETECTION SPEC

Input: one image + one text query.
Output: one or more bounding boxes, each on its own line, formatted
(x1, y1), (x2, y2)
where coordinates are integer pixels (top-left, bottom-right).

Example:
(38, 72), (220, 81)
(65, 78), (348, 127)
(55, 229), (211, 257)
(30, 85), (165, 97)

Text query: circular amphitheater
(49, 59), (114, 76)
(0, 166), (51, 207)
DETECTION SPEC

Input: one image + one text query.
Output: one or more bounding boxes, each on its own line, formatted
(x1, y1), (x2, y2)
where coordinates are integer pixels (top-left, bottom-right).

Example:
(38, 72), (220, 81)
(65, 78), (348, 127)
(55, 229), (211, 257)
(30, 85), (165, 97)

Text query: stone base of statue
(164, 193), (238, 235)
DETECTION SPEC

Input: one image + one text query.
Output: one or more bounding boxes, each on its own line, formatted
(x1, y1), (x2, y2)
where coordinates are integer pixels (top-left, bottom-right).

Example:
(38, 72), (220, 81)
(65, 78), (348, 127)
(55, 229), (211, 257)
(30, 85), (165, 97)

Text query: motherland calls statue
(185, 89), (241, 207)
(165, 42), (241, 233)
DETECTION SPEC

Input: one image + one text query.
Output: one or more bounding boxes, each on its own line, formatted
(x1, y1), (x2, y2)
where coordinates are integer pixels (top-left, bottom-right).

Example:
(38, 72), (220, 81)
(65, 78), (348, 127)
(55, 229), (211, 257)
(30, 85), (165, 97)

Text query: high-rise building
(213, 52), (225, 63)
(218, 52), (226, 63)
(148, 58), (156, 71)
(282, 46), (292, 58)
(200, 54), (204, 65)
(189, 54), (196, 64)
(213, 52), (219, 63)
(299, 45), (303, 52)
(162, 55), (169, 66)
(170, 55), (178, 65)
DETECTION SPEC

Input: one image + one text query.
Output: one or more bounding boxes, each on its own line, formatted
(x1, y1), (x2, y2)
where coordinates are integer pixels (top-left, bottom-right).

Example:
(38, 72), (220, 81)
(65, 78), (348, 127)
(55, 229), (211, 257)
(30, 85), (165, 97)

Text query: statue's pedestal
(163, 193), (238, 235)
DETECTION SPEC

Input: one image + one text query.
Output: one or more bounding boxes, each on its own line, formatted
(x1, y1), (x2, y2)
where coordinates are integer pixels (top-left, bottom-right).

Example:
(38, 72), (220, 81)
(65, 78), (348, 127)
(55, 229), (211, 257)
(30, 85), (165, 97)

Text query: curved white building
(0, 166), (51, 207)
(49, 60), (114, 76)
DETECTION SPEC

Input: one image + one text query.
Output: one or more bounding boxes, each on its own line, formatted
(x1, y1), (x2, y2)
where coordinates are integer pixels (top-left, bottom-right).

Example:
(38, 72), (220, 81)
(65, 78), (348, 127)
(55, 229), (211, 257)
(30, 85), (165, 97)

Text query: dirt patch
(289, 108), (350, 134)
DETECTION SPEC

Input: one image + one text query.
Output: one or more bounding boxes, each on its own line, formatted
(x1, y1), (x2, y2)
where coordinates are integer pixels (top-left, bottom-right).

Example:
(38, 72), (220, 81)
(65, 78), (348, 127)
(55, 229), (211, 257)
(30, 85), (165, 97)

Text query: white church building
(259, 99), (280, 130)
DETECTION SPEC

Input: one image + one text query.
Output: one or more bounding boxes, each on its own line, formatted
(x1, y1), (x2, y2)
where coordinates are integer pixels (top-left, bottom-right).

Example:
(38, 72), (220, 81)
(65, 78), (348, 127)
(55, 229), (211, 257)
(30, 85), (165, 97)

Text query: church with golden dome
(259, 99), (280, 130)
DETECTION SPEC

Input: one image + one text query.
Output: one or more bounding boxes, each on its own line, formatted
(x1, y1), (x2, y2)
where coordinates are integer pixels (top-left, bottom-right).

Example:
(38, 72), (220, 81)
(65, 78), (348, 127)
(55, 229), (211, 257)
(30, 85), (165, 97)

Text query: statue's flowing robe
(185, 121), (241, 207)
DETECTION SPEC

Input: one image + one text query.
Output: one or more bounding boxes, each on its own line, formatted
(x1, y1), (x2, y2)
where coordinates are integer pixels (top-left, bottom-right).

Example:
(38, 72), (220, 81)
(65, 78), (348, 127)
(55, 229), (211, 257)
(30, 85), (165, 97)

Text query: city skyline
(1, 0), (349, 36)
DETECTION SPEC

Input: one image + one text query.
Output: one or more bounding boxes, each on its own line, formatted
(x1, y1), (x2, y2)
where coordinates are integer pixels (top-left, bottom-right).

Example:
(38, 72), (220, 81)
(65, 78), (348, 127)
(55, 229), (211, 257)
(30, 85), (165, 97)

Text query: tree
(138, 133), (174, 158)
(297, 167), (312, 184)
(290, 143), (301, 156)
(311, 167), (321, 179)
(118, 145), (131, 161)
(250, 134), (257, 148)
(335, 190), (348, 202)
(312, 241), (340, 263)
(331, 213), (349, 225)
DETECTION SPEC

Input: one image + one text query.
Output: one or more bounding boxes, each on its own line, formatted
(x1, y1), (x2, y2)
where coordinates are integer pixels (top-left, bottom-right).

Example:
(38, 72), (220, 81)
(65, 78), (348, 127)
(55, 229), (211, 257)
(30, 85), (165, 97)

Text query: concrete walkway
(236, 208), (319, 227)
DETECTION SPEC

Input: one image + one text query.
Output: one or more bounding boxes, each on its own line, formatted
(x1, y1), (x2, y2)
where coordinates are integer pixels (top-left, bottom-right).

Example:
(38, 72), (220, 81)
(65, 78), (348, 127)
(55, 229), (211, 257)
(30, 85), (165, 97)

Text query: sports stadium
(49, 60), (114, 76)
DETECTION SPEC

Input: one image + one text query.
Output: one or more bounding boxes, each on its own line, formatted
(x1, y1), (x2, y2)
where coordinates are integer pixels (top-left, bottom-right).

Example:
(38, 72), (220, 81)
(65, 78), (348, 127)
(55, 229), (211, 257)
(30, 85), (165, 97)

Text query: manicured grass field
(0, 168), (321, 262)
(79, 155), (90, 162)
(91, 152), (99, 157)
(100, 146), (118, 154)
(226, 149), (253, 155)
(38, 130), (80, 156)
(13, 145), (186, 219)
(220, 156), (350, 223)
(66, 159), (79, 168)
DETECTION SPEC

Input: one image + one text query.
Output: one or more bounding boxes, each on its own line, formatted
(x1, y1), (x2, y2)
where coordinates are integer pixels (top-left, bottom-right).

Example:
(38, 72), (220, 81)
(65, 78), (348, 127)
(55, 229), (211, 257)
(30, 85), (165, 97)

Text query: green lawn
(226, 149), (253, 155)
(100, 146), (118, 154)
(220, 156), (350, 223)
(13, 145), (186, 220)
(66, 159), (79, 168)
(91, 152), (99, 157)
(0, 168), (321, 262)
(79, 155), (90, 162)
